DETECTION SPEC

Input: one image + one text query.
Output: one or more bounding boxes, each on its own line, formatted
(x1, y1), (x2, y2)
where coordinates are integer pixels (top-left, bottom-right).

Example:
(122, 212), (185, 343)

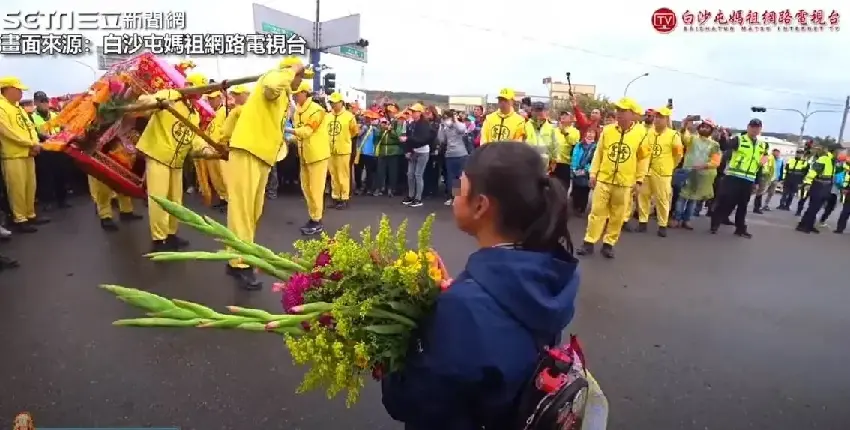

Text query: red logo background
(652, 8), (678, 33)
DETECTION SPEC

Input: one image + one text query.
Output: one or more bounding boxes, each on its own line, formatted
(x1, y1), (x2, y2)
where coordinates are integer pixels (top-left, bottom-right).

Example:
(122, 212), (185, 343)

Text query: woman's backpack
(514, 335), (591, 430)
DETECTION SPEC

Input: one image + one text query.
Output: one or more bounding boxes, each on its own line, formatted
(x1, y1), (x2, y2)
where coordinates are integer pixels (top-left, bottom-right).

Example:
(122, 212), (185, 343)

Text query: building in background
(340, 87), (367, 107)
(543, 77), (596, 101)
(449, 95), (487, 112)
(762, 135), (799, 159)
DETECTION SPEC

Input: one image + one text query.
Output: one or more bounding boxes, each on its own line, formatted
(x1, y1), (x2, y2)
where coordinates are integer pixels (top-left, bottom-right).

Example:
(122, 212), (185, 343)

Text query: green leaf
(366, 308), (418, 327)
(113, 318), (206, 327)
(235, 322), (268, 331)
(147, 308), (199, 319)
(226, 306), (275, 320)
(101, 285), (176, 313)
(290, 302), (333, 314)
(146, 251), (242, 262)
(386, 301), (423, 319)
(172, 299), (223, 319)
(198, 317), (256, 328)
(151, 196), (208, 227)
(364, 324), (408, 335)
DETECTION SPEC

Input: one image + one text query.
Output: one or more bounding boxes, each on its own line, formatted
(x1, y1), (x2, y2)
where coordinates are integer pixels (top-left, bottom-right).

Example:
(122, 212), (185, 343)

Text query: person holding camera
(437, 110), (470, 206)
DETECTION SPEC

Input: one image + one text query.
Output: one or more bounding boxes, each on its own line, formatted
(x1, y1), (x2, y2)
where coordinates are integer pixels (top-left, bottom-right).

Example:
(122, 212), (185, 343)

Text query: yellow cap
(186, 73), (208, 87)
(0, 76), (28, 90)
(293, 81), (312, 94)
(497, 88), (516, 100)
(303, 67), (315, 79)
(229, 84), (248, 94)
(207, 91), (222, 98)
(279, 56), (303, 68)
(613, 97), (642, 115)
(328, 92), (344, 104)
(654, 107), (672, 117)
(409, 103), (425, 112)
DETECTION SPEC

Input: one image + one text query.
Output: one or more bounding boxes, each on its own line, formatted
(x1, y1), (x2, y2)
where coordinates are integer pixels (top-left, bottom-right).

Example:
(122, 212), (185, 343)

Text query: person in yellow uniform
(291, 81), (328, 235)
(219, 85), (249, 143)
(88, 176), (142, 231)
(0, 76), (49, 233)
(225, 58), (306, 290)
(480, 88), (525, 144)
(136, 72), (220, 253)
(523, 102), (558, 170)
(635, 106), (683, 237)
(203, 90), (228, 209)
(324, 92), (358, 210)
(552, 110), (581, 190)
(577, 97), (649, 259)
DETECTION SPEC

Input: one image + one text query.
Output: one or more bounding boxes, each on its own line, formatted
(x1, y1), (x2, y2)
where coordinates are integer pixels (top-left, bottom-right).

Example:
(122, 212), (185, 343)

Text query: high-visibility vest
(31, 110), (60, 135)
(725, 134), (767, 182)
(784, 158), (808, 175)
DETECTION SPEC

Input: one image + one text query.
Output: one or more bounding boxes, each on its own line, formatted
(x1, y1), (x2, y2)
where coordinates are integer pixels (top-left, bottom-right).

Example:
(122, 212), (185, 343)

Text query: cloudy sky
(1, 0), (848, 138)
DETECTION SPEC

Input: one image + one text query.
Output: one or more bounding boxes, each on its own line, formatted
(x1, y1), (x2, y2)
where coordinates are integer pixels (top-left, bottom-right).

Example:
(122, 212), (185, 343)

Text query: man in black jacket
(401, 104), (434, 207)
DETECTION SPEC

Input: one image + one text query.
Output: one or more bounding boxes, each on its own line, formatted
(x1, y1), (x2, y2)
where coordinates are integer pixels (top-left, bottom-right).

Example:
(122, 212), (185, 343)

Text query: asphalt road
(1, 193), (848, 430)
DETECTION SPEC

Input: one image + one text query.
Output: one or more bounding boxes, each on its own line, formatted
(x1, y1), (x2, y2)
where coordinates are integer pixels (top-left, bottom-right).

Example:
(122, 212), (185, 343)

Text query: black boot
(600, 244), (615, 259)
(167, 234), (190, 249)
(300, 220), (324, 236)
(334, 200), (348, 210)
(12, 222), (37, 233)
(150, 239), (173, 253)
(29, 216), (51, 225)
(657, 227), (667, 237)
(637, 222), (648, 233)
(100, 218), (119, 232)
(0, 253), (20, 270)
(734, 229), (753, 239)
(327, 199), (339, 208)
(576, 241), (594, 256)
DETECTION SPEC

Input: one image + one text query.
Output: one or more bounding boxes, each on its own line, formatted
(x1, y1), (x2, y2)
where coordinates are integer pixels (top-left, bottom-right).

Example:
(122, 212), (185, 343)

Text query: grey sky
(2, 0), (848, 137)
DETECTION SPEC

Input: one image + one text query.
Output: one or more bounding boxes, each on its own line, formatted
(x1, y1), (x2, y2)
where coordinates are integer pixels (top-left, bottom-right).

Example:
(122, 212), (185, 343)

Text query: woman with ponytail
(382, 142), (580, 430)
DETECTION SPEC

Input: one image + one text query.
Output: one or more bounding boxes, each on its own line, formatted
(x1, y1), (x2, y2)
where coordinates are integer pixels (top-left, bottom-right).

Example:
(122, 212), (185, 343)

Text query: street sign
(324, 45), (367, 63)
(95, 46), (132, 70)
(252, 3), (317, 47)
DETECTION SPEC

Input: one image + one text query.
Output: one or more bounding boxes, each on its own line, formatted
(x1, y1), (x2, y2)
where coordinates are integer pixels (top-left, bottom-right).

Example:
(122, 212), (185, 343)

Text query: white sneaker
(0, 225), (11, 238)
(444, 199), (453, 206)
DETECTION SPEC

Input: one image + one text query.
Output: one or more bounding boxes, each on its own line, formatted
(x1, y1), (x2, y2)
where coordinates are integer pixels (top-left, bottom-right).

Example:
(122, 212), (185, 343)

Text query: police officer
(778, 149), (809, 210)
(709, 119), (767, 238)
(796, 145), (835, 234)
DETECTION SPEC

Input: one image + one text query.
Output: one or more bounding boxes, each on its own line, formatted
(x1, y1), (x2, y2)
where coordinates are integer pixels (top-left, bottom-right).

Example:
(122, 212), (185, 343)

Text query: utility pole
(838, 95), (849, 147)
(798, 100), (811, 145)
(311, 0), (322, 90)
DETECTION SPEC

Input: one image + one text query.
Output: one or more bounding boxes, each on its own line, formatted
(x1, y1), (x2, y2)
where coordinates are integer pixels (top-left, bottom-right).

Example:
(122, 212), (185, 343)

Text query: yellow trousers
(328, 154), (352, 201)
(1, 157), (36, 223)
(88, 176), (133, 219)
(207, 159), (227, 201)
(225, 149), (270, 268)
(301, 158), (329, 221)
(145, 158), (183, 241)
(638, 172), (673, 227)
(584, 182), (631, 246)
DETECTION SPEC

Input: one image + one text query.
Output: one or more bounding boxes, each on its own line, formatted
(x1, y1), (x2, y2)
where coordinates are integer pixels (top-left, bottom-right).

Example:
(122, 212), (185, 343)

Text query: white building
(762, 135), (799, 159)
(339, 87), (367, 107)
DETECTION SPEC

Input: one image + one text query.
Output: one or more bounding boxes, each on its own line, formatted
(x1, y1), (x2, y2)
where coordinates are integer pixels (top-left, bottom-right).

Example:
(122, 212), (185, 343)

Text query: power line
(413, 14), (844, 103)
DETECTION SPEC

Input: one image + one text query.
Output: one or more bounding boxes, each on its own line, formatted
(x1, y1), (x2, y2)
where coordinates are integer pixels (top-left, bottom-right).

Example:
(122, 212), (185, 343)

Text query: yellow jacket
(229, 69), (296, 166)
(555, 125), (580, 164)
(523, 120), (558, 160)
(220, 105), (243, 144)
(293, 100), (327, 164)
(645, 126), (684, 176)
(0, 95), (38, 159)
(205, 105), (227, 143)
(480, 110), (525, 144)
(135, 89), (211, 168)
(590, 123), (650, 187)
(322, 108), (358, 155)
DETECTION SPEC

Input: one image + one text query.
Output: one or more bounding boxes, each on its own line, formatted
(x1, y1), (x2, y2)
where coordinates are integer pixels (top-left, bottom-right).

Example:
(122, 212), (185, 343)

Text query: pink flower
(280, 273), (314, 313)
(314, 250), (331, 267)
(440, 279), (454, 291)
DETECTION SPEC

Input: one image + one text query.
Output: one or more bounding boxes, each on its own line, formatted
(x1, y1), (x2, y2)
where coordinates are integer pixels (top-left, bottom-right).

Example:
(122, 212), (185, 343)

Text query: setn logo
(652, 7), (678, 33)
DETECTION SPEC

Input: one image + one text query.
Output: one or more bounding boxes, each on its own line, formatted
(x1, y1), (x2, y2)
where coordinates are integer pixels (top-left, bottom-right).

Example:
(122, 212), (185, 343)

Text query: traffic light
(751, 106), (767, 113)
(323, 73), (336, 94)
(355, 38), (369, 48)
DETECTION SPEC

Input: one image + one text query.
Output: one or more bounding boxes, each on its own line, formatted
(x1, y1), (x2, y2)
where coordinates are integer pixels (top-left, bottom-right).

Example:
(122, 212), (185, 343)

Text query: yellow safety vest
(725, 134), (767, 182)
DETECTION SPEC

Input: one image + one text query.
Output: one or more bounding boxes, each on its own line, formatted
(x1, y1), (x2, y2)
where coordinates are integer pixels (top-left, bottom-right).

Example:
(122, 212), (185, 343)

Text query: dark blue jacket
(382, 247), (579, 430)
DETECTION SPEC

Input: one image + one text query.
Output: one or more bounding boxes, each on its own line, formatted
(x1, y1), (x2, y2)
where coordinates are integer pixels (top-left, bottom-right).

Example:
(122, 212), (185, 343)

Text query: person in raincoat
(672, 117), (721, 229)
(224, 57), (306, 290)
(135, 72), (220, 253)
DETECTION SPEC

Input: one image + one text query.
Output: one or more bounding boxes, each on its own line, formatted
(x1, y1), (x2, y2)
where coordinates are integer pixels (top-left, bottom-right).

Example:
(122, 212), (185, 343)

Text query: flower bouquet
(100, 196), (451, 405)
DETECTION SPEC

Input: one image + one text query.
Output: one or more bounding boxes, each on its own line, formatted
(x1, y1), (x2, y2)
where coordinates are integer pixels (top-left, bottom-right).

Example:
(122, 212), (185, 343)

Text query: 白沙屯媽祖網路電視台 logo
(651, 7), (678, 33)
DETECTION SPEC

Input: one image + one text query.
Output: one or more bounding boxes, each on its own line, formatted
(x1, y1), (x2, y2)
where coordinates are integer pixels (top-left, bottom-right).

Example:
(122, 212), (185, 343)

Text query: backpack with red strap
(515, 334), (590, 430)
